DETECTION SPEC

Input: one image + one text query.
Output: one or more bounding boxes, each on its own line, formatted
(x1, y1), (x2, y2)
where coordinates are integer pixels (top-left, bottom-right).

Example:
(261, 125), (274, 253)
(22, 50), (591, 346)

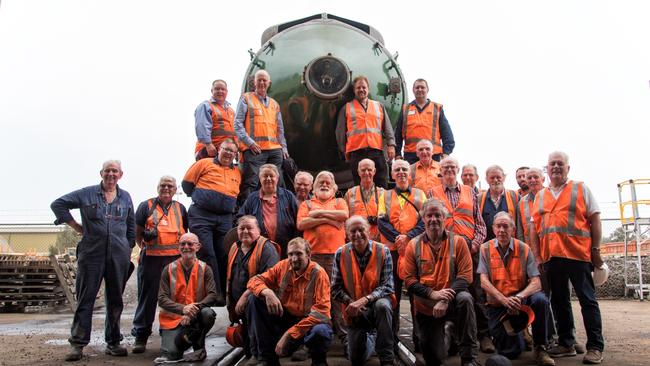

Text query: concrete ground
(1, 299), (649, 366)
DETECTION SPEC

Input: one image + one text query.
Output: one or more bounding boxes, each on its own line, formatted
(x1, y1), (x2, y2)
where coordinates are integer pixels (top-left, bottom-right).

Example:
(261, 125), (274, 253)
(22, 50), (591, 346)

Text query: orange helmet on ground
(225, 323), (244, 348)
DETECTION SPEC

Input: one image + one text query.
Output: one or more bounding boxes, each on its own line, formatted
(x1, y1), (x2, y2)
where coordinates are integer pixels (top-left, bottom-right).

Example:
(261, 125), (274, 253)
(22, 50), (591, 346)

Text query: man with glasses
(51, 160), (136, 361)
(156, 233), (218, 363)
(183, 138), (241, 302)
(429, 157), (491, 353)
(131, 175), (188, 353)
(235, 70), (289, 202)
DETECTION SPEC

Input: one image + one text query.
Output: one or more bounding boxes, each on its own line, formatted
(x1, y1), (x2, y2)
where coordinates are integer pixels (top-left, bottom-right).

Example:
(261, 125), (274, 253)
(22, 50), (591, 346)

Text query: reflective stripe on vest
(412, 232), (456, 314)
(226, 236), (279, 298)
(479, 190), (519, 222)
(382, 188), (424, 250)
(209, 102), (236, 138)
(146, 199), (184, 256)
(159, 259), (207, 330)
(277, 263), (325, 318)
(538, 182), (590, 238)
(345, 99), (384, 153)
(402, 102), (442, 154)
(244, 92), (281, 150)
(430, 185), (476, 240)
(482, 239), (528, 304)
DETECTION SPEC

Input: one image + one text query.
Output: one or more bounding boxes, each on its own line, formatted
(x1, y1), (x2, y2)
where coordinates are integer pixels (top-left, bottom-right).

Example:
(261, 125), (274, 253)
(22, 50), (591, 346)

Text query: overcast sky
(1, 0), (649, 235)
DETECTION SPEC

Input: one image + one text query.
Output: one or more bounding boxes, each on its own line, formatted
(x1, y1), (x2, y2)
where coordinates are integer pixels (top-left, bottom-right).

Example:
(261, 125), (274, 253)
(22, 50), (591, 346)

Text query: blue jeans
(347, 298), (394, 364)
(247, 296), (332, 364)
(486, 291), (550, 359)
(545, 257), (604, 351)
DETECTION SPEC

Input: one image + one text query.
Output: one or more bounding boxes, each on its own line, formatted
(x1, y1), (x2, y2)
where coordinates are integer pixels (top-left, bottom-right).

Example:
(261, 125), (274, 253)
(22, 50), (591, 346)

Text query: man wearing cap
(478, 212), (554, 365)
(530, 151), (605, 364)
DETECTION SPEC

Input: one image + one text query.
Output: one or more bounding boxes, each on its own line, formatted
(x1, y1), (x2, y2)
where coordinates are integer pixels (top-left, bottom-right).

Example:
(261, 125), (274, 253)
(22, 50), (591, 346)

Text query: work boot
(64, 346), (83, 362)
(535, 345), (556, 366)
(583, 349), (603, 364)
(479, 336), (496, 353)
(524, 326), (534, 351)
(105, 343), (128, 357)
(291, 344), (309, 361)
(184, 348), (207, 362)
(548, 344), (577, 358)
(242, 356), (258, 366)
(132, 337), (147, 354)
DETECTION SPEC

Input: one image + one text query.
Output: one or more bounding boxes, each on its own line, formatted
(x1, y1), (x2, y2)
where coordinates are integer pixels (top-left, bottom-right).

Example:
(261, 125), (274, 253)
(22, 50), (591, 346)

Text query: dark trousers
(312, 254), (346, 343)
(131, 253), (179, 339)
(390, 251), (403, 339)
(347, 298), (395, 364)
(416, 291), (479, 365)
(469, 252), (490, 339)
(403, 152), (443, 165)
(160, 307), (216, 360)
(188, 205), (231, 299)
(545, 257), (604, 351)
(349, 148), (388, 189)
(70, 244), (130, 347)
(247, 296), (332, 364)
(486, 292), (550, 359)
(241, 148), (284, 202)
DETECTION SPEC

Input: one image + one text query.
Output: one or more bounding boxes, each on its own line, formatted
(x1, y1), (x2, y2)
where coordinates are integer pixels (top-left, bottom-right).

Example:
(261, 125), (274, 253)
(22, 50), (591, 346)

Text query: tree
(50, 227), (80, 255)
(604, 226), (647, 243)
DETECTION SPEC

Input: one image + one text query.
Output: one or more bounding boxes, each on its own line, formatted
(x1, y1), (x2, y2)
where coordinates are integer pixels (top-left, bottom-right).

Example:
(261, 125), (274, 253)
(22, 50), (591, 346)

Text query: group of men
(49, 69), (606, 366)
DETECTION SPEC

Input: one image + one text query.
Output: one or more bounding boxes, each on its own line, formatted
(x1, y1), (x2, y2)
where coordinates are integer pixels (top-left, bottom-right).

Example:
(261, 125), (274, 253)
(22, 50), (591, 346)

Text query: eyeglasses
(159, 184), (176, 188)
(393, 167), (409, 172)
(179, 241), (197, 247)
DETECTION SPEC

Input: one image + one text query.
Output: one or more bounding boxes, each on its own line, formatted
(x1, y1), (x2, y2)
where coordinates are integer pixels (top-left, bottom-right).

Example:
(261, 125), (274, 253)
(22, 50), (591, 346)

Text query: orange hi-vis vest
(519, 193), (536, 243)
(479, 189), (520, 224)
(159, 259), (207, 330)
(532, 181), (592, 263)
(339, 241), (397, 324)
(410, 161), (442, 192)
(274, 260), (330, 322)
(195, 102), (237, 154)
(429, 185), (476, 241)
(401, 101), (442, 154)
(380, 188), (425, 252)
(226, 236), (280, 299)
(411, 232), (459, 316)
(144, 199), (185, 256)
(481, 239), (529, 306)
(345, 185), (384, 240)
(243, 92), (282, 151)
(345, 99), (384, 155)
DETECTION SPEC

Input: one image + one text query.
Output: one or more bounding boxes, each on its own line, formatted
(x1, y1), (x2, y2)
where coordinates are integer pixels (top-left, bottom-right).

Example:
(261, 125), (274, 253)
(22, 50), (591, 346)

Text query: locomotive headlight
(303, 54), (350, 100)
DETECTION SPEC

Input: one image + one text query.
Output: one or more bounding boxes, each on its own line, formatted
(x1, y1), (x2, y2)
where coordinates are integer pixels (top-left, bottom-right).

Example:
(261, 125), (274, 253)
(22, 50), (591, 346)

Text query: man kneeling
(478, 212), (554, 365)
(247, 237), (333, 366)
(156, 233), (218, 363)
(331, 216), (396, 365)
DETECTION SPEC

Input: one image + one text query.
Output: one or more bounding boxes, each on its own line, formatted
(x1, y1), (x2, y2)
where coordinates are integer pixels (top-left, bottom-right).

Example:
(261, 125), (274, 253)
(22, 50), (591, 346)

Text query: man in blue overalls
(51, 160), (136, 362)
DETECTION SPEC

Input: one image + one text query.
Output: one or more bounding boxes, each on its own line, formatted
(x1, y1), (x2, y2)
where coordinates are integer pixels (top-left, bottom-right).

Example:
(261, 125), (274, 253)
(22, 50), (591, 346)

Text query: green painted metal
(242, 14), (408, 189)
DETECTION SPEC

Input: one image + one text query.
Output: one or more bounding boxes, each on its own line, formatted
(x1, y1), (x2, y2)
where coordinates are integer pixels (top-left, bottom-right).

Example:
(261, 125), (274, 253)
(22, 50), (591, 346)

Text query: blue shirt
(233, 92), (288, 152)
(51, 183), (136, 256)
(194, 98), (232, 144)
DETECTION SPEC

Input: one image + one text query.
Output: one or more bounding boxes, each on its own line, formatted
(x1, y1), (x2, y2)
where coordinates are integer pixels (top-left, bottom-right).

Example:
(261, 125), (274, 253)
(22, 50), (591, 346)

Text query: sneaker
(291, 345), (309, 361)
(583, 349), (603, 364)
(575, 343), (586, 354)
(105, 343), (128, 357)
(535, 345), (556, 366)
(132, 338), (147, 354)
(64, 346), (83, 362)
(479, 336), (496, 353)
(548, 344), (577, 358)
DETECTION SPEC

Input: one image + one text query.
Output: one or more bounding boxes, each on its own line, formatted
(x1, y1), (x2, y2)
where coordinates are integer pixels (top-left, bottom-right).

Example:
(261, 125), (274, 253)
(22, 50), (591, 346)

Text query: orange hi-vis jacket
(401, 102), (443, 154)
(479, 189), (520, 223)
(402, 232), (473, 316)
(519, 193), (537, 243)
(344, 99), (384, 155)
(243, 92), (282, 151)
(183, 159), (241, 214)
(248, 259), (331, 339)
(297, 197), (348, 254)
(344, 185), (384, 240)
(429, 185), (476, 241)
(195, 102), (237, 154)
(144, 199), (185, 256)
(409, 161), (442, 192)
(379, 188), (425, 252)
(226, 236), (280, 300)
(481, 239), (530, 306)
(159, 259), (208, 330)
(532, 181), (592, 263)
(338, 241), (397, 324)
